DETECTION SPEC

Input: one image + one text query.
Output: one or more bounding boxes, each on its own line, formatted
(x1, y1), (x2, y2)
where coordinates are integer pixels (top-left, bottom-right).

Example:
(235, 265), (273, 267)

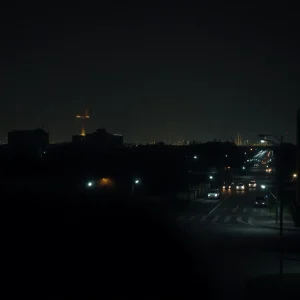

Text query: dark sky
(0, 3), (298, 143)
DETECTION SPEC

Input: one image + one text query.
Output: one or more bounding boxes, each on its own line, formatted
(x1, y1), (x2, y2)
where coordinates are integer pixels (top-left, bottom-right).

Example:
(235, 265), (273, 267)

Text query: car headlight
(229, 186), (231, 189)
(254, 184), (256, 187)
(242, 186), (244, 189)
(262, 202), (265, 205)
(223, 186), (226, 189)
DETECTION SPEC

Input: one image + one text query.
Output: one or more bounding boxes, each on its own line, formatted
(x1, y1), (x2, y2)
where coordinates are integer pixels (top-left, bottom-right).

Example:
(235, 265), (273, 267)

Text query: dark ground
(3, 171), (300, 299)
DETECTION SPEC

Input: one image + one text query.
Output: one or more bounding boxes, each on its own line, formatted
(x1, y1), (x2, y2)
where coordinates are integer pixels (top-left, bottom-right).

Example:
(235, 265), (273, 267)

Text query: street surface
(175, 189), (268, 225)
(170, 151), (300, 298)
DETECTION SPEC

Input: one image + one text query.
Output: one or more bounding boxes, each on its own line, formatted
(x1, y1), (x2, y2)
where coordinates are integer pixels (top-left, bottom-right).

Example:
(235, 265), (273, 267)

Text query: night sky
(1, 3), (298, 143)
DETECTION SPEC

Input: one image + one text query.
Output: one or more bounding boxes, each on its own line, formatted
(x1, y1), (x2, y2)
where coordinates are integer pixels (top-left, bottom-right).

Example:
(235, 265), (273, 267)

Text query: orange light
(99, 177), (114, 187)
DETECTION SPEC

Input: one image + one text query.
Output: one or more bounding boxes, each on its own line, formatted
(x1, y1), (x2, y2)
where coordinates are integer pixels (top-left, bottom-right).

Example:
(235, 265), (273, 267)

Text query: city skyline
(0, 3), (297, 143)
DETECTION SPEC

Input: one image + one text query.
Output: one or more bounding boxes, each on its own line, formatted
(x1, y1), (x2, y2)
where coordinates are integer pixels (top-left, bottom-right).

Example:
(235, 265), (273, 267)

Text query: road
(175, 186), (269, 226)
(170, 159), (300, 298)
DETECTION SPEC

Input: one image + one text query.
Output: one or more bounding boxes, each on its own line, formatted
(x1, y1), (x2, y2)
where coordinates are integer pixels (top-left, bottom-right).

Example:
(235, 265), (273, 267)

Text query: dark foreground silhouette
(7, 191), (219, 299)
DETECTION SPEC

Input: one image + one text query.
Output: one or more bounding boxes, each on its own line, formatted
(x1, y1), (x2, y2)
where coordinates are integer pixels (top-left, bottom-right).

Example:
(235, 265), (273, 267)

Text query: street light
(209, 176), (213, 180)
(258, 133), (284, 278)
(194, 155), (198, 159)
(132, 178), (140, 196)
(87, 181), (93, 187)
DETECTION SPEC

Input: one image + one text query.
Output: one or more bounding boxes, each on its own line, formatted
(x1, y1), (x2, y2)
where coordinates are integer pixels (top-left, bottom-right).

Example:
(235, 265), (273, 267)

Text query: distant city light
(209, 176), (213, 179)
(87, 182), (93, 187)
(194, 155), (198, 159)
(135, 179), (140, 184)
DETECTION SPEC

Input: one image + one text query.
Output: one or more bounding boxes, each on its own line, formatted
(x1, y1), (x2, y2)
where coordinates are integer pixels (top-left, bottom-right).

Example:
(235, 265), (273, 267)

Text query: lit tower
(76, 109), (90, 136)
(235, 133), (242, 146)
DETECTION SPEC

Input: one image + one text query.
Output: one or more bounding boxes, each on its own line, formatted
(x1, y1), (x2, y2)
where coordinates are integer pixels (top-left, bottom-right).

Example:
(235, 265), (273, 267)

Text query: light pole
(132, 179), (140, 196)
(258, 133), (284, 278)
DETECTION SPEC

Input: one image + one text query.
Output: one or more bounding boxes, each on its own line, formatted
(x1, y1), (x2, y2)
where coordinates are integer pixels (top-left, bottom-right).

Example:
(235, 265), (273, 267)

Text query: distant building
(0, 136), (7, 145)
(8, 128), (49, 156)
(72, 128), (123, 151)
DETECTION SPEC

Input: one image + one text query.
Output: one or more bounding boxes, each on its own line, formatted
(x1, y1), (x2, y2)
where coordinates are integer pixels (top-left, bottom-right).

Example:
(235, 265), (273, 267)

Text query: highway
(175, 185), (269, 226)
(169, 155), (300, 298)
(175, 150), (277, 227)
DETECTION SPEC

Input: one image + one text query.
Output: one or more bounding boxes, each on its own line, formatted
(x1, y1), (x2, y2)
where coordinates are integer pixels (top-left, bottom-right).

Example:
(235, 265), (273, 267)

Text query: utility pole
(275, 149), (279, 224)
(296, 109), (300, 218)
(278, 135), (284, 278)
(258, 133), (284, 278)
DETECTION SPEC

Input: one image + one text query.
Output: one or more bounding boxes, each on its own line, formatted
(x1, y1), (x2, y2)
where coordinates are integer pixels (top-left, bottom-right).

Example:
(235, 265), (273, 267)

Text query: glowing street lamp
(132, 178), (141, 195)
(87, 181), (93, 187)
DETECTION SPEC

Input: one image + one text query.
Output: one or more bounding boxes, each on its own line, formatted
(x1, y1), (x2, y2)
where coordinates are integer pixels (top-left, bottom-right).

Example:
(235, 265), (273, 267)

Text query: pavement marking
(243, 208), (247, 213)
(270, 191), (277, 200)
(208, 194), (231, 215)
(200, 215), (208, 222)
(224, 216), (231, 223)
(233, 205), (239, 212)
(211, 215), (220, 223)
(236, 216), (243, 223)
